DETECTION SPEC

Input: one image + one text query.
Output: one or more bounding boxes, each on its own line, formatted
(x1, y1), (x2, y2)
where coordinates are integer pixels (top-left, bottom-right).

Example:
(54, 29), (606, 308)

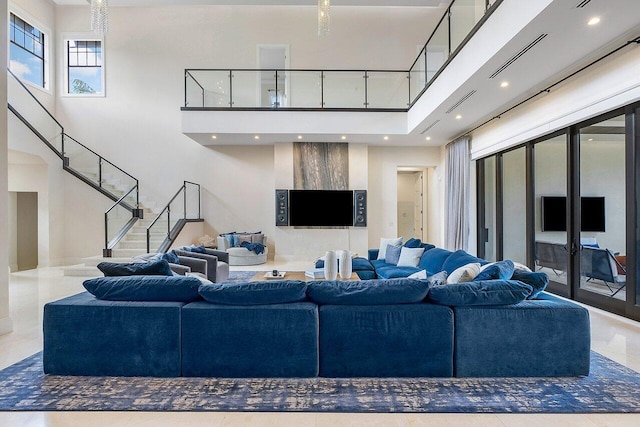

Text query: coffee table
(250, 271), (360, 282)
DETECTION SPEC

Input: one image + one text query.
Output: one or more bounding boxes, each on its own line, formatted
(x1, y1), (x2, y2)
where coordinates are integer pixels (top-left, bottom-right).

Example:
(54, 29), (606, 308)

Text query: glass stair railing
(7, 69), (142, 257)
(147, 181), (202, 254)
(184, 0), (501, 110)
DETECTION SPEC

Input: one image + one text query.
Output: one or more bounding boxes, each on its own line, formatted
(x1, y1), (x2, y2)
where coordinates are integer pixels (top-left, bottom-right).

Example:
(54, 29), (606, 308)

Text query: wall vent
(446, 90), (476, 114)
(489, 34), (548, 79)
(576, 0), (593, 8)
(420, 120), (440, 134)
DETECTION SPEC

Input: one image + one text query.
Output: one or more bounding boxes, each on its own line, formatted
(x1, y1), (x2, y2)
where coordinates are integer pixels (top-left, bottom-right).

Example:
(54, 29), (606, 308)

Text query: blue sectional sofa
(43, 250), (591, 378)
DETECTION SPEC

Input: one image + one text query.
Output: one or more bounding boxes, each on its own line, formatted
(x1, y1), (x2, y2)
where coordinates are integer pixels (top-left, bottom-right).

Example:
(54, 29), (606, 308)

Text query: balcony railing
(183, 0), (501, 111)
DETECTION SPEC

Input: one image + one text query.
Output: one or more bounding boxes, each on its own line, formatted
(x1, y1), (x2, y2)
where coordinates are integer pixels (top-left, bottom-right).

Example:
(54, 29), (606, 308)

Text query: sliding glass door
(577, 114), (627, 309)
(533, 134), (568, 296)
(477, 102), (640, 320)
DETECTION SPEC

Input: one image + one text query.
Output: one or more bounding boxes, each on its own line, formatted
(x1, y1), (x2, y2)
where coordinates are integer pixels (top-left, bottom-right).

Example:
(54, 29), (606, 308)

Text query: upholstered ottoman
(43, 292), (184, 377)
(318, 304), (454, 377)
(226, 246), (268, 266)
(181, 301), (318, 377)
(453, 292), (591, 377)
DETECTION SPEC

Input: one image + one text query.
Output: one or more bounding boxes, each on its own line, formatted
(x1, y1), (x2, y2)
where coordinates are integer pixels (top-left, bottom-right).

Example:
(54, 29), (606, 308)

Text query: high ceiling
(53, 0), (446, 7)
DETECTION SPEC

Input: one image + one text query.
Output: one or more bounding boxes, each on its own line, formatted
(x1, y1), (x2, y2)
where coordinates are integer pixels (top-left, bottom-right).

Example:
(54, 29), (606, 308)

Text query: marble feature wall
(293, 143), (349, 190)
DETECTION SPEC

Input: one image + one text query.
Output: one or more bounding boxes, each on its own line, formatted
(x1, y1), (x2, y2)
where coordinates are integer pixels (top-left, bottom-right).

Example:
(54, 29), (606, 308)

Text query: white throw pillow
(397, 247), (425, 267)
(447, 262), (481, 284)
(377, 237), (403, 260)
(408, 269), (427, 279)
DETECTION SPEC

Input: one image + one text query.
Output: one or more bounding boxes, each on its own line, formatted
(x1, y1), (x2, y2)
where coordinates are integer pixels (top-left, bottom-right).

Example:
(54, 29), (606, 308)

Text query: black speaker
(353, 190), (367, 227)
(275, 189), (289, 226)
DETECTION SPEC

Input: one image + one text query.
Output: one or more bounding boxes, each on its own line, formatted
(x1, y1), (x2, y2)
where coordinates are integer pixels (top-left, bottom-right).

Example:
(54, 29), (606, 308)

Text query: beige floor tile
(586, 414), (640, 427)
(222, 411), (316, 427)
(497, 414), (598, 427)
(405, 413), (506, 426)
(315, 412), (409, 427)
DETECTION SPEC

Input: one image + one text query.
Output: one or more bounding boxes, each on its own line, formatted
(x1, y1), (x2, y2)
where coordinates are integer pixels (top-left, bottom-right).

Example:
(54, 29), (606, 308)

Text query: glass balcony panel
(287, 71), (322, 108)
(100, 161), (138, 207)
(323, 71), (366, 109)
(168, 196), (183, 234)
(186, 70), (231, 108)
(184, 183), (200, 219)
(64, 135), (100, 186)
(106, 203), (132, 248)
(147, 210), (170, 254)
(367, 72), (409, 109)
(426, 16), (450, 83)
(231, 70), (260, 108)
(450, 0), (486, 53)
(409, 48), (426, 104)
(7, 72), (63, 152)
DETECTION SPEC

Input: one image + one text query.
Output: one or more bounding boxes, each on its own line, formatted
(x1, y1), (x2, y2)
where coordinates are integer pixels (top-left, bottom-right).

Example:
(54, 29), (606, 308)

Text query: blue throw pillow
(441, 250), (488, 274)
(418, 247), (453, 274)
(307, 278), (430, 305)
(511, 270), (549, 299)
(428, 279), (533, 306)
(474, 260), (515, 281)
(421, 243), (436, 251)
(97, 259), (173, 277)
(161, 250), (180, 264)
(385, 245), (402, 265)
(404, 238), (422, 248)
(199, 280), (307, 305)
(83, 275), (202, 302)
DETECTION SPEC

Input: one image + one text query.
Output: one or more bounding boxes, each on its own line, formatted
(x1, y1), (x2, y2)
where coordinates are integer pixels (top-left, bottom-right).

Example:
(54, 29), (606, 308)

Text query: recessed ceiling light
(341, 136), (347, 140)
(211, 135), (217, 139)
(384, 136), (389, 140)
(588, 138), (594, 141)
(426, 136), (431, 141)
(254, 135), (260, 140)
(500, 81), (509, 88)
(588, 16), (601, 26)
(455, 114), (462, 120)
(297, 135), (303, 140)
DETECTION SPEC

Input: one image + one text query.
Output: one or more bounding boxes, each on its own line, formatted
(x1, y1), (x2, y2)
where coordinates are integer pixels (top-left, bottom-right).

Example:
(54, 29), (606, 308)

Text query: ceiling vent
(446, 90), (476, 114)
(576, 0), (593, 8)
(489, 34), (548, 79)
(420, 120), (440, 134)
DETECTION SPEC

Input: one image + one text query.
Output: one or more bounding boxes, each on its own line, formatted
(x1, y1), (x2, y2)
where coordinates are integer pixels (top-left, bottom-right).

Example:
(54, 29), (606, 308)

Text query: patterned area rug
(1, 352), (640, 412)
(225, 270), (259, 283)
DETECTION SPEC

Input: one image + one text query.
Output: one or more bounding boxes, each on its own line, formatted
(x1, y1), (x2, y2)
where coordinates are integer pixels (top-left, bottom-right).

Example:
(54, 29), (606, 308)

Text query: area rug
(1, 352), (640, 413)
(225, 270), (259, 283)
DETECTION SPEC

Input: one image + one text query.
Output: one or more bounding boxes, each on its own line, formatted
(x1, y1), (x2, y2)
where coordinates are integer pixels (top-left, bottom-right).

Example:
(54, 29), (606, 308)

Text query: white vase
(339, 250), (353, 279)
(324, 250), (338, 280)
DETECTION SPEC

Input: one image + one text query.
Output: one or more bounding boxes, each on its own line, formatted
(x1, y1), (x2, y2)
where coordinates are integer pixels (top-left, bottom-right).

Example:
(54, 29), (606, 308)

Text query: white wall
(1, 0), (13, 335)
(368, 146), (443, 249)
(8, 193), (18, 272)
(41, 4), (441, 262)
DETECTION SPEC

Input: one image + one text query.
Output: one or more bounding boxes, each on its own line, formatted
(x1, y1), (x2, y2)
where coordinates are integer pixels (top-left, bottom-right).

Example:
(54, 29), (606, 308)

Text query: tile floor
(1, 265), (639, 427)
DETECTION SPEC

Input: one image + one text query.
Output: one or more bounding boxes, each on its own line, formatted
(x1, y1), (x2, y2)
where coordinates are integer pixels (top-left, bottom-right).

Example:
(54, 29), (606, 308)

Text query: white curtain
(445, 136), (470, 251)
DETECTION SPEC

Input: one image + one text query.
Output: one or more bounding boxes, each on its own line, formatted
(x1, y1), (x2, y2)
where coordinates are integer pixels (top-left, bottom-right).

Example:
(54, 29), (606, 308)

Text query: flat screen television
(541, 196), (605, 232)
(289, 190), (354, 227)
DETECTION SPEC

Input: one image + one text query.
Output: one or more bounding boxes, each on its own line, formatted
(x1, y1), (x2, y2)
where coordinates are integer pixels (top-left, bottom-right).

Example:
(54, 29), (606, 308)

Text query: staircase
(7, 69), (203, 277)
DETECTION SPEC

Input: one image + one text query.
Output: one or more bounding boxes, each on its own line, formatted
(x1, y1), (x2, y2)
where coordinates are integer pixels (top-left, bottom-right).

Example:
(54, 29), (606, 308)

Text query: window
(9, 12), (46, 89)
(66, 39), (104, 95)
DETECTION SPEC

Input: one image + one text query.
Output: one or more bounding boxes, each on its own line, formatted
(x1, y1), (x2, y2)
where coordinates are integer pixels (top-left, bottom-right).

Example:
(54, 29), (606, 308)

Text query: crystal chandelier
(91, 0), (108, 35)
(318, 0), (330, 37)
